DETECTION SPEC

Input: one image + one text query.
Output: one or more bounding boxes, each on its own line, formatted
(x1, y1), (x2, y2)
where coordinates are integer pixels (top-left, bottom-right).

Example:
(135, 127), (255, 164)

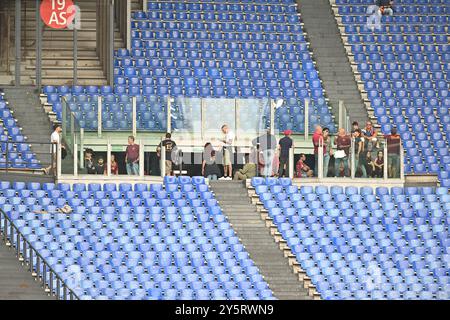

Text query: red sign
(40, 0), (76, 29)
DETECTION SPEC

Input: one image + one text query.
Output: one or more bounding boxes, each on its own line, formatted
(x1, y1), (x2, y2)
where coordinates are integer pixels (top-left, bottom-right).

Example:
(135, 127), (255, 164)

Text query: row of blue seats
(133, 11), (300, 23)
(3, 179), (274, 300)
(253, 178), (449, 300)
(117, 42), (311, 55)
(341, 15), (448, 25)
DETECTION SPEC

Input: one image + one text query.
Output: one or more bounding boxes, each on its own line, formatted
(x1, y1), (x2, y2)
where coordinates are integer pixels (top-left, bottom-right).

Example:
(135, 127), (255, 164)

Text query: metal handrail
(0, 209), (80, 300)
(0, 140), (58, 175)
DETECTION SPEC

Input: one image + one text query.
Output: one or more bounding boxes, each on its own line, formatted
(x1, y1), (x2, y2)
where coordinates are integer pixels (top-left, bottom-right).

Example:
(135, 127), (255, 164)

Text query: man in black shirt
(278, 130), (293, 177)
(252, 128), (277, 177)
(157, 133), (177, 176)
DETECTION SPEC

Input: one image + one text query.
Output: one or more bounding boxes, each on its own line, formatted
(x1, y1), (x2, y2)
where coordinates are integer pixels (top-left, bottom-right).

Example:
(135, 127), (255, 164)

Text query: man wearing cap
(278, 130), (293, 177)
(252, 128), (277, 177)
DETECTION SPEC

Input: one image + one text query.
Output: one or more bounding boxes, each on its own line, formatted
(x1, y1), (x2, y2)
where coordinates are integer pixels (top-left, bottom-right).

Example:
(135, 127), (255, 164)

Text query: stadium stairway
(210, 180), (314, 300)
(296, 0), (368, 125)
(5, 0), (127, 86)
(0, 241), (54, 300)
(2, 87), (53, 167)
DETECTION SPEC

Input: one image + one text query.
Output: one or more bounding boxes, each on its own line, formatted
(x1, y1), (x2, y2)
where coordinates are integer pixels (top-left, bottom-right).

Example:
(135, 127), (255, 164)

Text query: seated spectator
(365, 152), (375, 177)
(202, 144), (221, 181)
(95, 158), (106, 175)
(373, 150), (384, 178)
(296, 153), (313, 178)
(362, 120), (378, 153)
(110, 154), (119, 175)
(234, 153), (257, 181)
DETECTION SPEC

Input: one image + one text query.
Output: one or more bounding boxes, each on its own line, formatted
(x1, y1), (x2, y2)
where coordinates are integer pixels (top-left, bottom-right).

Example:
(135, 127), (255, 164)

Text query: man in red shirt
(384, 127), (401, 178)
(125, 136), (140, 175)
(334, 128), (351, 177)
(296, 153), (313, 178)
(312, 125), (325, 177)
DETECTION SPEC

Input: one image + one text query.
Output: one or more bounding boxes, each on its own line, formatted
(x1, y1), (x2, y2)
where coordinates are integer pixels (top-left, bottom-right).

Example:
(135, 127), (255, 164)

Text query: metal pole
(109, 0), (114, 86)
(304, 99), (309, 140)
(383, 139), (388, 180)
(79, 130), (85, 169)
(160, 137), (166, 177)
(126, 0), (131, 51)
(400, 142), (405, 181)
(351, 137), (355, 179)
(167, 97), (172, 133)
(318, 140), (324, 180)
(270, 99), (275, 135)
(73, 28), (78, 85)
(132, 96), (137, 137)
(98, 96), (102, 138)
(73, 137), (78, 176)
(56, 143), (62, 179)
(62, 98), (67, 139)
(139, 139), (144, 177)
(15, 0), (21, 86)
(107, 139), (111, 176)
(288, 146), (294, 179)
(338, 100), (343, 130)
(142, 0), (147, 12)
(35, 0), (42, 91)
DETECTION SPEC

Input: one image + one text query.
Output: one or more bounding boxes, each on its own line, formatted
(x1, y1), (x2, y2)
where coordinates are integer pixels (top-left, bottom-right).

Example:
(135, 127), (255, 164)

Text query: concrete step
(211, 181), (312, 300)
(0, 241), (54, 300)
(2, 87), (55, 165)
(297, 0), (368, 125)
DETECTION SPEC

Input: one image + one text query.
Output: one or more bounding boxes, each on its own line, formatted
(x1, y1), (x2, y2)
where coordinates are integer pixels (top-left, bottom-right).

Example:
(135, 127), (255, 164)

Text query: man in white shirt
(45, 124), (64, 175)
(219, 124), (234, 180)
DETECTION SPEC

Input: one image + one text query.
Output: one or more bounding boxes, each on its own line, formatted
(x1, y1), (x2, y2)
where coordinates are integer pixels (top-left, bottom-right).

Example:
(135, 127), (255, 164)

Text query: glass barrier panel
(236, 98), (270, 139)
(171, 97), (202, 137)
(202, 98), (236, 141)
(359, 136), (386, 179)
(102, 95), (132, 132)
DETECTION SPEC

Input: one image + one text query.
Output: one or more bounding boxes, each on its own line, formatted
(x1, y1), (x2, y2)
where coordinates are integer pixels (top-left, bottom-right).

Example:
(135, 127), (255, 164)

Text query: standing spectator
(95, 158), (106, 175)
(296, 153), (313, 178)
(322, 128), (333, 177)
(110, 154), (119, 175)
(44, 124), (65, 175)
(334, 128), (351, 177)
(385, 127), (401, 178)
(218, 124), (235, 180)
(354, 129), (368, 178)
(125, 136), (139, 175)
(362, 120), (378, 153)
(253, 128), (277, 177)
(278, 130), (293, 177)
(157, 133), (177, 176)
(312, 125), (324, 177)
(84, 149), (96, 174)
(373, 150), (384, 178)
(202, 143), (221, 181)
